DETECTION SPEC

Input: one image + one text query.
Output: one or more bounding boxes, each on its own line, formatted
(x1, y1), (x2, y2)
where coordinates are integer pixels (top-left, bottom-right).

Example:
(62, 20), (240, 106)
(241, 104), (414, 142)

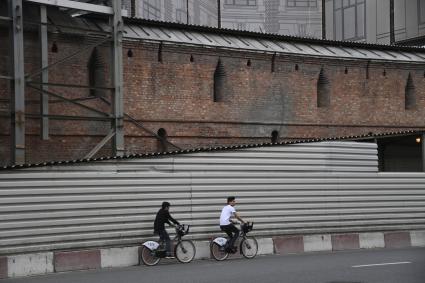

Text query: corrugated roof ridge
(1, 130), (422, 171)
(122, 17), (425, 53)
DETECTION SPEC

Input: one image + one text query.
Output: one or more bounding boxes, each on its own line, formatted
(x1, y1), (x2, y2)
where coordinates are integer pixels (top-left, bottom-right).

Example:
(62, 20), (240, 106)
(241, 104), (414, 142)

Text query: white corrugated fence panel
(1, 142), (425, 254)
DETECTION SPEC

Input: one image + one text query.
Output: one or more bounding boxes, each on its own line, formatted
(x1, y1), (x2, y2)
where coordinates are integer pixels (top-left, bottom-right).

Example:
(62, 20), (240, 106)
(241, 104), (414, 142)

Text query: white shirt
(220, 205), (236, 226)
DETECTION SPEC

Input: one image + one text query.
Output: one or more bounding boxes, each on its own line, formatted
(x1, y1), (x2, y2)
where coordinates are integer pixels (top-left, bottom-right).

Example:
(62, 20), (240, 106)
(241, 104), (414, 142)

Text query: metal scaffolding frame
(3, 0), (125, 164)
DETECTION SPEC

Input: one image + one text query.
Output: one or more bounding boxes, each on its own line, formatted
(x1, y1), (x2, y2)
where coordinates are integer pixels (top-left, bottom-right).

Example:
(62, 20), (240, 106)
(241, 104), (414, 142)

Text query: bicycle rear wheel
(175, 240), (196, 263)
(210, 241), (229, 261)
(140, 246), (161, 266)
(240, 236), (258, 259)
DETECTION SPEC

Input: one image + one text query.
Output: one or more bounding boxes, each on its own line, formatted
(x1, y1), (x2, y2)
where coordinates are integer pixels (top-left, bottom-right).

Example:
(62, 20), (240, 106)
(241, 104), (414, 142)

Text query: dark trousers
(158, 229), (172, 255)
(220, 224), (239, 249)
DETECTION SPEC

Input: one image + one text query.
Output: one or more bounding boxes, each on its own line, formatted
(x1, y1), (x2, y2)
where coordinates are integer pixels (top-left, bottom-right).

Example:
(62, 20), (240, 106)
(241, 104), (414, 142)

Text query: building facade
(128, 0), (322, 38)
(1, 5), (425, 166)
(325, 0), (425, 45)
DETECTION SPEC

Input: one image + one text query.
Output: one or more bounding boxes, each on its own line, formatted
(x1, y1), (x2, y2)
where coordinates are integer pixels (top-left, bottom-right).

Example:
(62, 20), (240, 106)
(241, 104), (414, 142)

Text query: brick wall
(1, 29), (425, 166)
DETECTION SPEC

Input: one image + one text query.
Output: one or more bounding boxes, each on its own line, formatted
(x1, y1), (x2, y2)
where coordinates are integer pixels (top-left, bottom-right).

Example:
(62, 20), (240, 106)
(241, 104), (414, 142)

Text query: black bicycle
(140, 224), (196, 266)
(210, 222), (258, 261)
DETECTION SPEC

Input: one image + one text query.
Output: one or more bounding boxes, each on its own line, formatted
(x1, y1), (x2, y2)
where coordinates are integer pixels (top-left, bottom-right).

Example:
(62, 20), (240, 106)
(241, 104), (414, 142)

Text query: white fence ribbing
(1, 142), (425, 255)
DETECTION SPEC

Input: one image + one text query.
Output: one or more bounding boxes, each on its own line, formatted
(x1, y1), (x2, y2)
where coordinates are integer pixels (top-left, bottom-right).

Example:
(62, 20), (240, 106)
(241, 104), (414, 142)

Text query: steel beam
(10, 0), (26, 165)
(111, 0), (125, 156)
(24, 0), (128, 16)
(25, 0), (114, 14)
(0, 16), (13, 21)
(422, 134), (425, 172)
(27, 81), (114, 90)
(83, 129), (116, 159)
(26, 37), (110, 80)
(39, 5), (49, 140)
(27, 85), (111, 117)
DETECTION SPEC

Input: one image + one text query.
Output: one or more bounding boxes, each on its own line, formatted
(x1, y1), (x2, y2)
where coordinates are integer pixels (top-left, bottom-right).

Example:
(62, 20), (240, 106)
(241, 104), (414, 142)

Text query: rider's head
(227, 196), (236, 206)
(162, 201), (171, 210)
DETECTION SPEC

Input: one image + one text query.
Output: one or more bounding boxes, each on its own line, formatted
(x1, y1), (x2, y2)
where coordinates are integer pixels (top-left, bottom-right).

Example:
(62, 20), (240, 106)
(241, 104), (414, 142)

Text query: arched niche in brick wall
(317, 67), (330, 108)
(157, 128), (168, 152)
(213, 58), (226, 102)
(405, 72), (416, 110)
(87, 47), (106, 97)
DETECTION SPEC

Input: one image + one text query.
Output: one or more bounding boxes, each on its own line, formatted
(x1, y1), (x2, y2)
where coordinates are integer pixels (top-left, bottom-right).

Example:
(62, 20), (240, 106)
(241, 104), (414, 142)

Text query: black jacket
(153, 208), (179, 233)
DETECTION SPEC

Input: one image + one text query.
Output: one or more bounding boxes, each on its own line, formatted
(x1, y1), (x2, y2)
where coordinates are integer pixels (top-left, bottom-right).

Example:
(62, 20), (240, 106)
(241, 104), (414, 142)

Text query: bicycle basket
(176, 224), (190, 236)
(242, 222), (253, 234)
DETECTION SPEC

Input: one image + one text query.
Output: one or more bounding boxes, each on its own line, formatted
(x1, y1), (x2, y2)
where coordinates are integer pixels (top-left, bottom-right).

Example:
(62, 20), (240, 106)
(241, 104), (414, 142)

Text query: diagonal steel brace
(25, 36), (111, 81)
(27, 84), (111, 117)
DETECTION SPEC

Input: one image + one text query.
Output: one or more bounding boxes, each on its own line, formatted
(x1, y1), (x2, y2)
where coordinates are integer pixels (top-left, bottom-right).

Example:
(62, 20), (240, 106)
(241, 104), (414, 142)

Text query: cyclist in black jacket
(154, 201), (180, 258)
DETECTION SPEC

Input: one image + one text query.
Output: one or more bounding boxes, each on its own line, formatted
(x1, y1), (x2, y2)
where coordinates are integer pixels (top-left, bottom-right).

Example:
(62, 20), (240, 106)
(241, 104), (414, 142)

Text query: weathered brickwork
(1, 22), (425, 166)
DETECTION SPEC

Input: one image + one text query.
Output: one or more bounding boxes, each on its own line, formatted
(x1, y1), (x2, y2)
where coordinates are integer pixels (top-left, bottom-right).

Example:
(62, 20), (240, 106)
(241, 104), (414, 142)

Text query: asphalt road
(2, 247), (425, 283)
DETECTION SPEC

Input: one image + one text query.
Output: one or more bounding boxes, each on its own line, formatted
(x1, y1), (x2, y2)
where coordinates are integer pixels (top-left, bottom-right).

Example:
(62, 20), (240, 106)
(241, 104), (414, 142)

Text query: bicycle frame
(213, 223), (252, 249)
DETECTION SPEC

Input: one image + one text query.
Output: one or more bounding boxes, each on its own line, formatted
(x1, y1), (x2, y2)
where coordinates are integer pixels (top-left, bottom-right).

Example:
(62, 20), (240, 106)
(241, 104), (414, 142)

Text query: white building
(128, 0), (322, 38)
(324, 0), (425, 45)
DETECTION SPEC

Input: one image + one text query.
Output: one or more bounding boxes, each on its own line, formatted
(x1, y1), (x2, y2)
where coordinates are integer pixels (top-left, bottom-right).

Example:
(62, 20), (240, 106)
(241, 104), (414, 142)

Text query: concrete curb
(1, 230), (424, 279)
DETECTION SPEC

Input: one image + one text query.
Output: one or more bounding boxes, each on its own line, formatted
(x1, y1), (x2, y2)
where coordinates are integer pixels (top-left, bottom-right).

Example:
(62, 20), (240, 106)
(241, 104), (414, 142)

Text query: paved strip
(1, 247), (424, 283)
(352, 261), (412, 268)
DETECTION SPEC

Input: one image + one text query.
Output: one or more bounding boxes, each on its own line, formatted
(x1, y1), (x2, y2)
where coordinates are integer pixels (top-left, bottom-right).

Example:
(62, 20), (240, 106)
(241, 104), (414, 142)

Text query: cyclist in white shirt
(219, 196), (245, 253)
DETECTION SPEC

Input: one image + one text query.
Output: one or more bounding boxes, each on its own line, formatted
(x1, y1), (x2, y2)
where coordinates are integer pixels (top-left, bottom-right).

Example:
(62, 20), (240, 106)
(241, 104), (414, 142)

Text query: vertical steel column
(186, 0), (189, 24)
(322, 0), (326, 39)
(390, 0), (395, 44)
(422, 134), (425, 172)
(111, 0), (125, 156)
(10, 0), (25, 164)
(217, 0), (221, 28)
(39, 5), (49, 139)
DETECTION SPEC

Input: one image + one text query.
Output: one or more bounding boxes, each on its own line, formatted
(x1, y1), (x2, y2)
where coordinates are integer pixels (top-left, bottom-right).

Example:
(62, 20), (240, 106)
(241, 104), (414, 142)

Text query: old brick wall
(1, 26), (425, 166)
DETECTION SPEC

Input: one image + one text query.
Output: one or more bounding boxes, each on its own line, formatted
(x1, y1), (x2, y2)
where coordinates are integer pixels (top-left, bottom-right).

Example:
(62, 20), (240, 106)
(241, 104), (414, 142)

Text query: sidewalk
(1, 230), (424, 279)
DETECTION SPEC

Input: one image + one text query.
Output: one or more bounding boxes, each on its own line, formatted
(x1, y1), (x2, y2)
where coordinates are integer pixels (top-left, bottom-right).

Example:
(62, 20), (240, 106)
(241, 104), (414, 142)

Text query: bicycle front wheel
(240, 236), (258, 259)
(175, 240), (196, 263)
(140, 246), (161, 266)
(210, 241), (229, 261)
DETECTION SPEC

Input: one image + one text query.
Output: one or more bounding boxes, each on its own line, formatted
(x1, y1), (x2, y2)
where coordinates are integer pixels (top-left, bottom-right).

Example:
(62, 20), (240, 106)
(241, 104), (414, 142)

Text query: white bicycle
(210, 222), (258, 261)
(140, 224), (196, 266)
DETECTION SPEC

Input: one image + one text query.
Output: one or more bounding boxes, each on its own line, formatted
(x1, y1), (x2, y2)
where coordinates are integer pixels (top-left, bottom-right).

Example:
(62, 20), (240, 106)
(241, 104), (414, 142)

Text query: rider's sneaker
(225, 247), (235, 253)
(165, 255), (175, 259)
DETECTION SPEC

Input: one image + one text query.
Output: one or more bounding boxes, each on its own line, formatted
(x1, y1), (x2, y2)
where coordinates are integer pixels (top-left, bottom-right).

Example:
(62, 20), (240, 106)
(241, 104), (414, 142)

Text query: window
(333, 0), (365, 41)
(224, 0), (257, 6)
(143, 0), (161, 20)
(287, 0), (317, 7)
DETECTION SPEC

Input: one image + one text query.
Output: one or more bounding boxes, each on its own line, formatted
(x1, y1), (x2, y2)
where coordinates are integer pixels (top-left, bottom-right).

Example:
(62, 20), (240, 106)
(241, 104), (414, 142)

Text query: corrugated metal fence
(1, 142), (425, 255)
